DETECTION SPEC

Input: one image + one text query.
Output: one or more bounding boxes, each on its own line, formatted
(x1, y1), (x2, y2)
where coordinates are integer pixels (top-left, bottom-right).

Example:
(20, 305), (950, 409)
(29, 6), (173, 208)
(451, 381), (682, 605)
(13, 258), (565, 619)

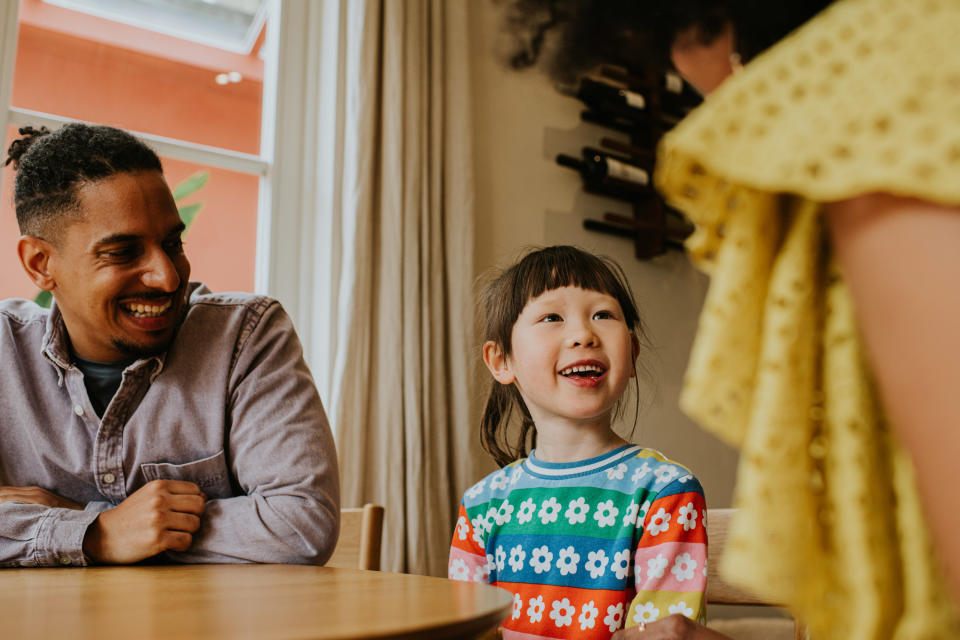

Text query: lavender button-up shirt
(0, 283), (339, 567)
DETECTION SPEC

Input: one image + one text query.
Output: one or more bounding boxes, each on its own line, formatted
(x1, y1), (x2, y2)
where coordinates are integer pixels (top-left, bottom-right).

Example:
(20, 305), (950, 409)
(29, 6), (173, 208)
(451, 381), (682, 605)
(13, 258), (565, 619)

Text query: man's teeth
(560, 365), (605, 376)
(122, 301), (172, 317)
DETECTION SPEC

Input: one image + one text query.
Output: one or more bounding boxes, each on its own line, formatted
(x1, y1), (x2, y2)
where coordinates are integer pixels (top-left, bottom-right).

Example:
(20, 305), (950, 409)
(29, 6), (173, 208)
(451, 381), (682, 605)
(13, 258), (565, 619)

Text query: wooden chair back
(707, 508), (807, 640)
(326, 504), (385, 571)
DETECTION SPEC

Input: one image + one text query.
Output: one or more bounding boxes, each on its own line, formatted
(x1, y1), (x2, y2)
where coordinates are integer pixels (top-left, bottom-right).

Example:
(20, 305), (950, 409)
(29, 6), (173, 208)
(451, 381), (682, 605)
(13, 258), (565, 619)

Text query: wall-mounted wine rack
(556, 65), (702, 260)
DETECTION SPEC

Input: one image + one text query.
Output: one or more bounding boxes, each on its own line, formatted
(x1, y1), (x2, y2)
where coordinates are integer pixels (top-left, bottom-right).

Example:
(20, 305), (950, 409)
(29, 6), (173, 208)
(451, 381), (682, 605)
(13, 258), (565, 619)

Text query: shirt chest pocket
(140, 450), (234, 500)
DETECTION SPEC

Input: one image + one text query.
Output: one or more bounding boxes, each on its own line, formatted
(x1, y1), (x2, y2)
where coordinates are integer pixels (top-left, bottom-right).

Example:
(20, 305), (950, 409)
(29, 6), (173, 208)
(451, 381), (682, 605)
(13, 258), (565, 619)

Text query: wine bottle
(598, 65), (703, 115)
(556, 148), (653, 202)
(581, 146), (651, 187)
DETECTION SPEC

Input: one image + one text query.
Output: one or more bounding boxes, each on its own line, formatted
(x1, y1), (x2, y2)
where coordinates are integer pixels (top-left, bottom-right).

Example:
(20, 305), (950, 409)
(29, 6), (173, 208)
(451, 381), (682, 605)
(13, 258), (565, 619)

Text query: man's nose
(141, 248), (181, 292)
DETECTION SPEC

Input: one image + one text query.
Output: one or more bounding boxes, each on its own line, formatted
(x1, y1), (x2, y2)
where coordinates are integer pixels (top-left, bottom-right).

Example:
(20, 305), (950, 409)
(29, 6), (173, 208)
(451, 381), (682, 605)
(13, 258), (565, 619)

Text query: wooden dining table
(0, 564), (513, 639)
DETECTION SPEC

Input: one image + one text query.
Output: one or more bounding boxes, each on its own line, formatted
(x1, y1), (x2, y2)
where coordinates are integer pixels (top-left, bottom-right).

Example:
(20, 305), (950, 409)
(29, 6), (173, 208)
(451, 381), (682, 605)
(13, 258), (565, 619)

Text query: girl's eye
(593, 310), (616, 320)
(540, 313), (562, 323)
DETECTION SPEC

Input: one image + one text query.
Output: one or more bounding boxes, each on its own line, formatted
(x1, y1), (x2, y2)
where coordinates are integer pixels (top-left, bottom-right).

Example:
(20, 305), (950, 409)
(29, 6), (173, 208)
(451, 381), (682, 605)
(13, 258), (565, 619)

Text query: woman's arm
(826, 193), (960, 602)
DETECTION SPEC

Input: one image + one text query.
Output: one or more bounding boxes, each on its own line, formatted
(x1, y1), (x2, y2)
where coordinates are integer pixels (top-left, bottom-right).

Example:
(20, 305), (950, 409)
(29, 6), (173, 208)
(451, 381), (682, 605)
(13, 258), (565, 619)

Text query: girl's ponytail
(480, 381), (537, 468)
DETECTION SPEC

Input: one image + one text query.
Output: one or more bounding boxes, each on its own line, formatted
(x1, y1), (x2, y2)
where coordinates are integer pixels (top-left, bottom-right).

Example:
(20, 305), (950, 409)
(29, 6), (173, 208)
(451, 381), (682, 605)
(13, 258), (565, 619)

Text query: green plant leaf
(178, 202), (204, 232)
(34, 289), (52, 308)
(172, 171), (210, 201)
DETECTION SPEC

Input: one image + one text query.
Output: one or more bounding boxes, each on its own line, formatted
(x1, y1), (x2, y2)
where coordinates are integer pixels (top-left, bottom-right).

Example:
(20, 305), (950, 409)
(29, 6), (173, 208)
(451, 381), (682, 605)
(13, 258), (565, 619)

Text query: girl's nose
(567, 322), (598, 348)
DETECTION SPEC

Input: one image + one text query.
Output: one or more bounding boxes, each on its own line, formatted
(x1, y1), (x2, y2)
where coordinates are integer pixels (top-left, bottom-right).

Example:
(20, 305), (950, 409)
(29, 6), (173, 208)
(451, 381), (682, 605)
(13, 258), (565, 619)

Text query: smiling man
(0, 123), (340, 567)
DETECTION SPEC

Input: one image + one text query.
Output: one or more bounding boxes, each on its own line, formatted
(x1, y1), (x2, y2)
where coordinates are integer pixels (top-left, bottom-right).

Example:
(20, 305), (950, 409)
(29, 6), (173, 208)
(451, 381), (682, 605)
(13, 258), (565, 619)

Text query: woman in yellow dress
(504, 1), (960, 638)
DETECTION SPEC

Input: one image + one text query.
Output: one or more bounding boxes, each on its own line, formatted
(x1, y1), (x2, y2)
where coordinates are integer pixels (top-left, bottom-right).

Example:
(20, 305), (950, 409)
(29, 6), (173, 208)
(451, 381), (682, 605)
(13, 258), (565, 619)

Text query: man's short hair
(4, 123), (163, 241)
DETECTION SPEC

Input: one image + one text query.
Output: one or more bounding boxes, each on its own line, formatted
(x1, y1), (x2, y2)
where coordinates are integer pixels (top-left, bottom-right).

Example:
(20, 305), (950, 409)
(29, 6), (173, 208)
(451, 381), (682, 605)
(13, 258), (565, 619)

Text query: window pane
(12, 0), (263, 154)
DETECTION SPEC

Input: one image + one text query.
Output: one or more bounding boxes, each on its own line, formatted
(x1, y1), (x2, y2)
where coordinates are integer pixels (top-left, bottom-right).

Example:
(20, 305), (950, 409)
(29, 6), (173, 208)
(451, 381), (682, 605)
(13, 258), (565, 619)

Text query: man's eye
(101, 247), (138, 261)
(164, 237), (185, 254)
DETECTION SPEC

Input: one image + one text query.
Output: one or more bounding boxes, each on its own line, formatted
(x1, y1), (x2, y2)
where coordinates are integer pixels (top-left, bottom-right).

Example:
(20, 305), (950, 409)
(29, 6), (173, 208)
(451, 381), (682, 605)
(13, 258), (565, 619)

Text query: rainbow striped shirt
(449, 444), (707, 639)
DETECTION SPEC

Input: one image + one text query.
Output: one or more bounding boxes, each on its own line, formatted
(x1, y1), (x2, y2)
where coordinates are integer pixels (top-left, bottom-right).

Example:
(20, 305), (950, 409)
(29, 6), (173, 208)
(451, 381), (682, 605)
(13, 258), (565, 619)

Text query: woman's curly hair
(495, 0), (833, 83)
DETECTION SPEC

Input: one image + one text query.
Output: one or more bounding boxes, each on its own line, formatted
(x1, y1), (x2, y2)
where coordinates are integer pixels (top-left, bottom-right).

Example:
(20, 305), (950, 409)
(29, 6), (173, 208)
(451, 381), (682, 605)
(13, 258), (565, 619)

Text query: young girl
(449, 246), (708, 639)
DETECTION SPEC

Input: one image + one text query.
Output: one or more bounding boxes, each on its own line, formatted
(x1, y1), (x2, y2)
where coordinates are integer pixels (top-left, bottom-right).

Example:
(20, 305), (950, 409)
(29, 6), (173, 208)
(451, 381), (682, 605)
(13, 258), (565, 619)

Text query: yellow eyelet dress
(655, 0), (960, 638)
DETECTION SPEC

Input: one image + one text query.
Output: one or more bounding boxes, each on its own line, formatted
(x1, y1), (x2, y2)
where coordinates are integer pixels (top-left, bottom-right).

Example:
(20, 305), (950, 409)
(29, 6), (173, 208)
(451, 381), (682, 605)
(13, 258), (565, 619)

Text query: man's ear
(482, 340), (516, 385)
(17, 235), (57, 291)
(629, 333), (640, 378)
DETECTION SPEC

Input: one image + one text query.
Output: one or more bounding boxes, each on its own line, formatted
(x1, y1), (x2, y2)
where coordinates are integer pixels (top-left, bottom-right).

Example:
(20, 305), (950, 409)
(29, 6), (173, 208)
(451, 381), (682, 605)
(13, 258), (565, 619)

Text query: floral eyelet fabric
(450, 445), (707, 639)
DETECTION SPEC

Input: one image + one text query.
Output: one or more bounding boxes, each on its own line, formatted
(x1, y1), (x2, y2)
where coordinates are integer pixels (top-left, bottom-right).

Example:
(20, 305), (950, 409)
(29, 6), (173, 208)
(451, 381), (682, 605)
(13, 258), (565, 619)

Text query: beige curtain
(321, 0), (479, 576)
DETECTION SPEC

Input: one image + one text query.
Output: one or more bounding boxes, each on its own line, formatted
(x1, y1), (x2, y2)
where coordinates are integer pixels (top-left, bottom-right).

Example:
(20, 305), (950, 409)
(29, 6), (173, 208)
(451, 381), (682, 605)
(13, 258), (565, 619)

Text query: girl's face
(484, 286), (639, 430)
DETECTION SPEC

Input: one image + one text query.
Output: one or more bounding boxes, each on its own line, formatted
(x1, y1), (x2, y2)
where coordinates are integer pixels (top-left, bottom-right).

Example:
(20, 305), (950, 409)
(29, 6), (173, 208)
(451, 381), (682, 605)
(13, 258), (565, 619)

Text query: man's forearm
(165, 492), (339, 565)
(0, 503), (101, 567)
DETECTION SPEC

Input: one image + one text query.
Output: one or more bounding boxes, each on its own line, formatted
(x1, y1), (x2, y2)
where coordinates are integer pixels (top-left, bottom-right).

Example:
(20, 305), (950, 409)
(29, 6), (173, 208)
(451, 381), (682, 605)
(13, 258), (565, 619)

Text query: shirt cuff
(34, 507), (103, 567)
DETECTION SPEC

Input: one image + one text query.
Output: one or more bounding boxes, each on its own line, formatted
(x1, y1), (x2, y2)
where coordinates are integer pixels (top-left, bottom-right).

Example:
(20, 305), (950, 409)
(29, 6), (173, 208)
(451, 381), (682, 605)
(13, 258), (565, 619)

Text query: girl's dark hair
(4, 123), (162, 241)
(480, 245), (647, 467)
(497, 0), (834, 83)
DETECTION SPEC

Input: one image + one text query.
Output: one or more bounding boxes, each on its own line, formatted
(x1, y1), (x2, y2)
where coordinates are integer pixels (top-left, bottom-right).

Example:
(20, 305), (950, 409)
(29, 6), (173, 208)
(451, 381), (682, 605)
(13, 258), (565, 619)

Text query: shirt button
(102, 473), (116, 485)
(59, 556), (72, 565)
(73, 405), (84, 417)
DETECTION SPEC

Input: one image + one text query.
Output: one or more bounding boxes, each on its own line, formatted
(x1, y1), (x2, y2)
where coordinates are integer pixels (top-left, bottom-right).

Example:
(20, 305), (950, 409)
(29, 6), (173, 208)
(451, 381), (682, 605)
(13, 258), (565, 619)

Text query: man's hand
(83, 480), (206, 564)
(611, 614), (731, 640)
(0, 486), (84, 510)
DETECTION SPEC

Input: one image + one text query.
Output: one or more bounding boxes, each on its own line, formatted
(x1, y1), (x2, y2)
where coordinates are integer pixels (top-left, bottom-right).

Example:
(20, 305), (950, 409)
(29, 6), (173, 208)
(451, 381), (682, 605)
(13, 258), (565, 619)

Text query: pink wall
(1, 0), (262, 299)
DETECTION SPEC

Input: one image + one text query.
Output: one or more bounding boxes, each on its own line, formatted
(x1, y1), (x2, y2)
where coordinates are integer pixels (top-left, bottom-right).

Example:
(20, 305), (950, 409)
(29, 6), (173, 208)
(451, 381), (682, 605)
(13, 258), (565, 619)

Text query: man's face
(46, 170), (191, 363)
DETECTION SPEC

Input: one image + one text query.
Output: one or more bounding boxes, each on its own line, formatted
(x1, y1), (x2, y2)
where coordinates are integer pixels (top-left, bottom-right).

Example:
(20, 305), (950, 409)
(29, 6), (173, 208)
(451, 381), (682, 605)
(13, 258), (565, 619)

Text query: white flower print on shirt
(633, 601), (660, 624)
(565, 497), (590, 525)
(517, 498), (536, 524)
(495, 546), (507, 572)
(490, 470), (509, 491)
(606, 462), (628, 480)
(508, 545), (526, 573)
(622, 502), (640, 528)
(470, 515), (486, 546)
(669, 601), (695, 617)
(510, 467), (523, 484)
(530, 546), (554, 574)
(647, 553), (668, 578)
(579, 600), (599, 630)
(495, 501), (515, 526)
(653, 465), (680, 484)
(585, 549), (610, 579)
(594, 499), (619, 528)
(557, 546), (580, 576)
(473, 560), (490, 582)
(604, 603), (624, 632)
(539, 497), (562, 524)
(456, 515), (469, 541)
(527, 595), (546, 623)
(647, 507), (672, 536)
(671, 553), (697, 582)
(465, 479), (486, 500)
(678, 474), (693, 484)
(677, 502), (698, 531)
(611, 548), (631, 579)
(512, 593), (523, 619)
(486, 506), (499, 529)
(549, 598), (575, 628)
(631, 462), (652, 484)
(449, 558), (469, 581)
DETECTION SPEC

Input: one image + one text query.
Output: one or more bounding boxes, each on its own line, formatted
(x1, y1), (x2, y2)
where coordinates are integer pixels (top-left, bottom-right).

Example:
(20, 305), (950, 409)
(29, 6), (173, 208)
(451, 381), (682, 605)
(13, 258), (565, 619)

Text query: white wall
(466, 0), (739, 509)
